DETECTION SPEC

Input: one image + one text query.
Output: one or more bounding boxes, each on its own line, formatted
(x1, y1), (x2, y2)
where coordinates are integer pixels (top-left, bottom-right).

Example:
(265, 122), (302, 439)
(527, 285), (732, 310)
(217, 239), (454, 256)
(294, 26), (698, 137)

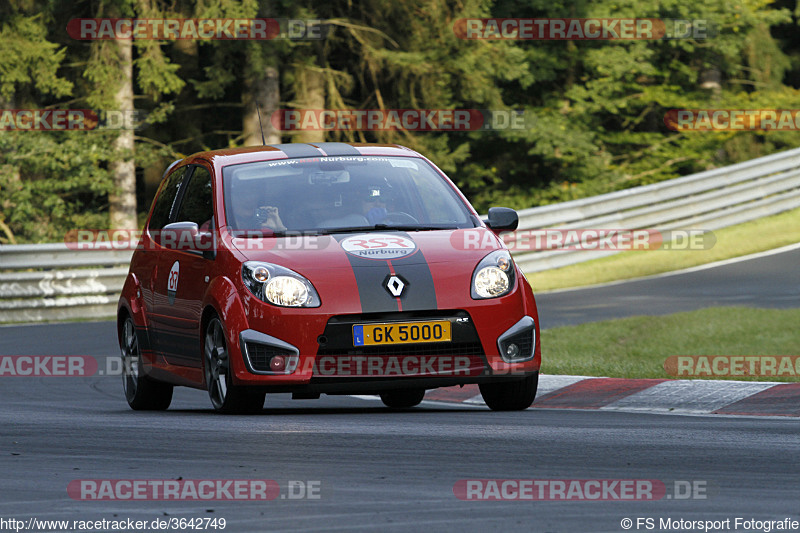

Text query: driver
(231, 183), (287, 232)
(359, 184), (388, 225)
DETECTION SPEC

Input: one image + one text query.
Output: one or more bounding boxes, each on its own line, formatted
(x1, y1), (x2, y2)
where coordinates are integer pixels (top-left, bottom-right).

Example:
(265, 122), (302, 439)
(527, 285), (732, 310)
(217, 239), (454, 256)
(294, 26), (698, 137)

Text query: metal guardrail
(0, 245), (132, 323)
(2, 147), (800, 322)
(511, 147), (800, 272)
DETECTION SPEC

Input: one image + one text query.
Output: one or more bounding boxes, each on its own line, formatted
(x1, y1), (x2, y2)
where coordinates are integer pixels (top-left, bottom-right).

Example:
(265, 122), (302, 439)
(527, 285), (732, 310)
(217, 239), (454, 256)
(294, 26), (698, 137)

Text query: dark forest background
(2, 0), (799, 243)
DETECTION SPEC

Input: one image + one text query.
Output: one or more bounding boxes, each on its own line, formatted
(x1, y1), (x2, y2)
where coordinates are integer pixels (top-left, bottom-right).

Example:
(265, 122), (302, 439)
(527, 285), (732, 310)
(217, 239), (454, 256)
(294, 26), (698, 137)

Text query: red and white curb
(420, 375), (800, 417)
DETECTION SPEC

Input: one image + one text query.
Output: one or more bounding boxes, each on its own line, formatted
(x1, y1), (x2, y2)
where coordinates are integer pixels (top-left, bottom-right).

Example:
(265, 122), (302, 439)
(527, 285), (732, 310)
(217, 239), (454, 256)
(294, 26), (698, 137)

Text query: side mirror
(161, 221), (198, 250)
(486, 207), (519, 232)
(161, 222), (215, 258)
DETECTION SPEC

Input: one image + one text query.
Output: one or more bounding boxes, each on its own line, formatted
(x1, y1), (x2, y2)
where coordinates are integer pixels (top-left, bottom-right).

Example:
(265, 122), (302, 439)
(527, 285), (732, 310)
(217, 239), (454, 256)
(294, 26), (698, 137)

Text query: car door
(149, 164), (215, 368)
(140, 164), (187, 355)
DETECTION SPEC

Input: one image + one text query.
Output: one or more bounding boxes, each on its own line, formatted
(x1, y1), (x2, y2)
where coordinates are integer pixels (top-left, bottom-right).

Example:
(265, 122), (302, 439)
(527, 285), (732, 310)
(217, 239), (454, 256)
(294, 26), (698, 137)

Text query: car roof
(184, 142), (423, 168)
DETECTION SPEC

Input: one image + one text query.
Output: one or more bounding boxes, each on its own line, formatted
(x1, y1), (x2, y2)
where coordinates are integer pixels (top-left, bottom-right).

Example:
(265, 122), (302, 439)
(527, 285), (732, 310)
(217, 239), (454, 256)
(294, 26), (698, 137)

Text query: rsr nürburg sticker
(340, 234), (417, 260)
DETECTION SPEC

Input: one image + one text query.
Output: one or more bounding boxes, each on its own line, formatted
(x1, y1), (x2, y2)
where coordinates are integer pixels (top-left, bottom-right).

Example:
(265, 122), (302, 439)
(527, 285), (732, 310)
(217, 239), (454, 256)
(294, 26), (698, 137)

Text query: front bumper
(233, 308), (540, 389)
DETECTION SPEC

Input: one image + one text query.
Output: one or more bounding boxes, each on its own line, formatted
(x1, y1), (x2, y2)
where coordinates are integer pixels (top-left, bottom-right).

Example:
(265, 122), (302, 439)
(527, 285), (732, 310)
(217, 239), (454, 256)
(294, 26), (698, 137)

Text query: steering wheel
(383, 211), (419, 225)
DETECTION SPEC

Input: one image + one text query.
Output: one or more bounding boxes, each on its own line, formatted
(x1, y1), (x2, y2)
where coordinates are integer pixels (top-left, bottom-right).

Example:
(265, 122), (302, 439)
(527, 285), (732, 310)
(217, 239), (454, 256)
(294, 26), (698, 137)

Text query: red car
(117, 142), (541, 413)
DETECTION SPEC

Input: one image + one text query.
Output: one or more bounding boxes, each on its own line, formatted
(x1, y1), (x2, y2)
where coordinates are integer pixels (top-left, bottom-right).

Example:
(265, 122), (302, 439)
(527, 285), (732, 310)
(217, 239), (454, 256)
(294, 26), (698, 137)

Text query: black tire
(479, 373), (538, 411)
(380, 388), (425, 409)
(120, 316), (173, 411)
(204, 316), (265, 414)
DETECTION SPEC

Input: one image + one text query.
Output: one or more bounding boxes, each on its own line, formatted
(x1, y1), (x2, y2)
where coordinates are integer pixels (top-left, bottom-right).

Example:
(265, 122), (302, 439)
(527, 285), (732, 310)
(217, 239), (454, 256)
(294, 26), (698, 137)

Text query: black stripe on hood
(335, 232), (438, 313)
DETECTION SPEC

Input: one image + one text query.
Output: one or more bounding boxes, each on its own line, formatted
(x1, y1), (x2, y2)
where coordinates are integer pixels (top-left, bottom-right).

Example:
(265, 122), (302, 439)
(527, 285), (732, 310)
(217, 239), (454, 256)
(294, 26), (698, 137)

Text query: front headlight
(242, 261), (321, 307)
(471, 250), (516, 299)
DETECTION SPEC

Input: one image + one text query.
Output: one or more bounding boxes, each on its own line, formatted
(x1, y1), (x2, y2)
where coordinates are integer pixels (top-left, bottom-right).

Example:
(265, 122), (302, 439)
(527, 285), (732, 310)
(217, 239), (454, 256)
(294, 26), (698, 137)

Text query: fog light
(505, 343), (520, 358)
(270, 355), (286, 372)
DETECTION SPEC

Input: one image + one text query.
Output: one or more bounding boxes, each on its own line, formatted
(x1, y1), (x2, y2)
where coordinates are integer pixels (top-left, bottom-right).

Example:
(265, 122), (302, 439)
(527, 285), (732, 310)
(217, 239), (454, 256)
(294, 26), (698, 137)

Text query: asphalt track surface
(1, 247), (799, 532)
(536, 245), (800, 328)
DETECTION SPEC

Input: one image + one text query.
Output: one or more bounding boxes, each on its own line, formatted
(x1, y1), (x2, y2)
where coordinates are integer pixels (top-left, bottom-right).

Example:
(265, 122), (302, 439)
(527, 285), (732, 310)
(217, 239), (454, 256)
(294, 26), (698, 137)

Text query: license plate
(353, 321), (452, 346)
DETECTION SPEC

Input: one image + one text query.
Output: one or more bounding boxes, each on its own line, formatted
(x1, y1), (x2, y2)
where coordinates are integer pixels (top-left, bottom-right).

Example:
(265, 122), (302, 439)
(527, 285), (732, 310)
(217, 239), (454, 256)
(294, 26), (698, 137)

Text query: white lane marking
(538, 241), (800, 295)
(601, 379), (779, 414)
(421, 399), (486, 409)
(351, 375), (789, 418)
(536, 374), (592, 397)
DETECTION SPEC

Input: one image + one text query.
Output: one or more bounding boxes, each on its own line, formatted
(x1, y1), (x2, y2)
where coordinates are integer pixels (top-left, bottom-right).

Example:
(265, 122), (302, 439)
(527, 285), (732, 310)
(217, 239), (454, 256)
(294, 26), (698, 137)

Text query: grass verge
(527, 207), (800, 292)
(541, 307), (800, 381)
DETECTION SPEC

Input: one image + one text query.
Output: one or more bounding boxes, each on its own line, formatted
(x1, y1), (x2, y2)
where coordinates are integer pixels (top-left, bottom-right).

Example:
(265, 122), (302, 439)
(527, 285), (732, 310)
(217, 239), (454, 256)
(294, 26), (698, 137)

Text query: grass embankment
(528, 207), (800, 292)
(541, 307), (800, 381)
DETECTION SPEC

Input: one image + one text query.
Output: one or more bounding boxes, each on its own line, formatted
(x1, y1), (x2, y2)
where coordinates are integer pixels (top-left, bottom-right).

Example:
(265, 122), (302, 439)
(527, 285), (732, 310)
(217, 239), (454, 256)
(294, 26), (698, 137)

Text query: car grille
(313, 310), (487, 378)
(317, 341), (484, 358)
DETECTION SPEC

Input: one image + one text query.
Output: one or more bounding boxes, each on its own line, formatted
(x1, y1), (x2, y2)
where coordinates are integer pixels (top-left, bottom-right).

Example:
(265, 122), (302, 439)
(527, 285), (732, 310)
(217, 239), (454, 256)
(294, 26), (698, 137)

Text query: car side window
(175, 166), (214, 229)
(149, 166), (187, 231)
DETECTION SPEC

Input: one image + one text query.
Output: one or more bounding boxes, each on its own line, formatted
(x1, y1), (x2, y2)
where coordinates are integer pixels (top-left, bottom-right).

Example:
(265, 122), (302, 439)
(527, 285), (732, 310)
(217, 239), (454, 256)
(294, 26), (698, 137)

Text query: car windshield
(222, 155), (477, 234)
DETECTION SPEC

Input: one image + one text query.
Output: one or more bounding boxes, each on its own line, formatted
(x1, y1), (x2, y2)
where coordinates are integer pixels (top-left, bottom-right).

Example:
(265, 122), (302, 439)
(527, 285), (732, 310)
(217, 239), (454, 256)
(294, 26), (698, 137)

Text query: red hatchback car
(117, 142), (541, 413)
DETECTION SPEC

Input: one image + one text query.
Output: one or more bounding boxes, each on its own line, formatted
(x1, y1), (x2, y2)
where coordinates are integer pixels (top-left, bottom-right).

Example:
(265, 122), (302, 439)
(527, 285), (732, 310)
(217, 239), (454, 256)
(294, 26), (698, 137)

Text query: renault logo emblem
(385, 275), (405, 297)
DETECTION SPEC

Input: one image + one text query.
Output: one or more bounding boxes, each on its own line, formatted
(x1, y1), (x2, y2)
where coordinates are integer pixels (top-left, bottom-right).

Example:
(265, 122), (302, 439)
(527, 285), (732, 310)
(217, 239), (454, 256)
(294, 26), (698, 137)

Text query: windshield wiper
(315, 226), (377, 235)
(314, 224), (453, 234)
(234, 229), (287, 238)
(235, 225), (455, 237)
(373, 224), (451, 231)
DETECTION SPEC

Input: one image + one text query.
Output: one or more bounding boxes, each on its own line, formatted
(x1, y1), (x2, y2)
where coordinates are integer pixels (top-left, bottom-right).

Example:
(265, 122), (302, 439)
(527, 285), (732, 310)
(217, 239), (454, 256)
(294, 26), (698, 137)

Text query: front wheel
(479, 373), (538, 411)
(120, 316), (173, 411)
(380, 388), (425, 409)
(204, 316), (265, 414)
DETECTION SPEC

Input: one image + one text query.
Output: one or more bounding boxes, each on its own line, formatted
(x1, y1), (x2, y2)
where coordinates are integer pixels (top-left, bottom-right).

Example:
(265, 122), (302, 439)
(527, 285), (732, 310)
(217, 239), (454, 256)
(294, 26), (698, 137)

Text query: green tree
(471, 0), (797, 210)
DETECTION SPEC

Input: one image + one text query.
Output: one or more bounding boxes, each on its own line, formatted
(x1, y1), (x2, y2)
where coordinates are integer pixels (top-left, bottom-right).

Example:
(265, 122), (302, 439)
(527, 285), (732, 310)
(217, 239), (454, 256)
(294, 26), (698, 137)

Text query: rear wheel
(479, 373), (538, 411)
(380, 388), (425, 409)
(204, 316), (265, 414)
(120, 316), (173, 410)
